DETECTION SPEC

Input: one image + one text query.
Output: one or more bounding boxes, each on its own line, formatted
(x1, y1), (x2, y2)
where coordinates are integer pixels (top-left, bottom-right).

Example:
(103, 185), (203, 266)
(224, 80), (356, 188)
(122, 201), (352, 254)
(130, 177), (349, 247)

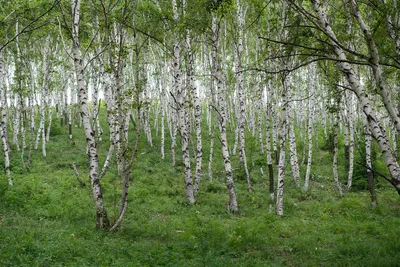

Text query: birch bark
(333, 111), (344, 197)
(172, 0), (195, 204)
(235, 0), (252, 193)
(349, 0), (400, 132)
(304, 64), (316, 192)
(212, 15), (239, 212)
(276, 76), (288, 216)
(183, 0), (202, 195)
(71, 0), (108, 229)
(287, 86), (301, 188)
(364, 116), (377, 206)
(0, 53), (12, 185)
(311, 0), (400, 194)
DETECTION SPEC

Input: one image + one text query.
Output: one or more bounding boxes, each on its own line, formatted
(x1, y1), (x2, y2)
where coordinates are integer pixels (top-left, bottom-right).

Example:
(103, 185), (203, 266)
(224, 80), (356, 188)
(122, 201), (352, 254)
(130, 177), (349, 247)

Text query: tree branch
(0, 0), (61, 52)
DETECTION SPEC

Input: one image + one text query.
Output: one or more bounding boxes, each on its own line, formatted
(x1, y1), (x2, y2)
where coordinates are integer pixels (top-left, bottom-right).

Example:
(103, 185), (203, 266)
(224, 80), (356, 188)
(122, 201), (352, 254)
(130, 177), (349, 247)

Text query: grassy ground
(0, 111), (399, 266)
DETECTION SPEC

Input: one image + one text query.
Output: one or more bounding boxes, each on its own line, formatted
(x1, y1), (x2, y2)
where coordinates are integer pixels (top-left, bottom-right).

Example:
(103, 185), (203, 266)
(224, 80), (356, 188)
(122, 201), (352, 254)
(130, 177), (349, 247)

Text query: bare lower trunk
(364, 118), (377, 207)
(288, 98), (301, 188)
(304, 64), (316, 192)
(212, 15), (238, 212)
(71, 0), (108, 229)
(333, 113), (344, 197)
(172, 0), (195, 204)
(0, 55), (11, 185)
(276, 77), (288, 216)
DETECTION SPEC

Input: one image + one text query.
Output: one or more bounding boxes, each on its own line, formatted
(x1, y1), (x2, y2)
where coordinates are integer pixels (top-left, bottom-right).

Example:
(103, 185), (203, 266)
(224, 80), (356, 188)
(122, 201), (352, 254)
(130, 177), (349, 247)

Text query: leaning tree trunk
(71, 0), (109, 229)
(349, 0), (400, 132)
(312, 0), (400, 194)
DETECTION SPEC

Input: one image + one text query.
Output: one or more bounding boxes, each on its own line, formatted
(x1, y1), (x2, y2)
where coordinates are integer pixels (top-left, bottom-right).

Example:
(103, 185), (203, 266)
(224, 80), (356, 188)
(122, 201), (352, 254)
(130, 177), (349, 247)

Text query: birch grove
(1, 0), (400, 231)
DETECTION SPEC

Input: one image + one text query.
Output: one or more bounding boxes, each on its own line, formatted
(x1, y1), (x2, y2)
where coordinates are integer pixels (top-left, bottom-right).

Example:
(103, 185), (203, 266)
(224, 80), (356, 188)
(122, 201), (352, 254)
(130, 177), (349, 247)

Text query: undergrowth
(0, 109), (399, 266)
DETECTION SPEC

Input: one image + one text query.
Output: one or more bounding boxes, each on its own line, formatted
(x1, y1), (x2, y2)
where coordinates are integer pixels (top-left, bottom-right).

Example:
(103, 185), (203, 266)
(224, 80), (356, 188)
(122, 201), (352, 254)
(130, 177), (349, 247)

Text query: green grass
(0, 109), (399, 266)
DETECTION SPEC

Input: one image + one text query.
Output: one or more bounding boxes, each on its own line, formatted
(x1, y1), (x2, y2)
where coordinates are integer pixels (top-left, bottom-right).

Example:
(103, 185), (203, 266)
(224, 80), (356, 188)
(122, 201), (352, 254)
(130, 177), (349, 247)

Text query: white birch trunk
(235, 0), (252, 193)
(276, 78), (288, 216)
(304, 64), (316, 192)
(172, 0), (195, 204)
(71, 0), (108, 229)
(347, 92), (355, 189)
(349, 0), (400, 132)
(212, 15), (239, 212)
(312, 0), (400, 194)
(333, 112), (344, 197)
(0, 54), (12, 185)
(46, 95), (53, 143)
(183, 1), (202, 195)
(287, 87), (301, 188)
(364, 116), (377, 206)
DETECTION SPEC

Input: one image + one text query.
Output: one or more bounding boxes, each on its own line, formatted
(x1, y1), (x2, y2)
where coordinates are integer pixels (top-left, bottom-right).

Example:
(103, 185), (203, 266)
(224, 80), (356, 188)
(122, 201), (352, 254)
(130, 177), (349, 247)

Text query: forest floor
(0, 112), (400, 266)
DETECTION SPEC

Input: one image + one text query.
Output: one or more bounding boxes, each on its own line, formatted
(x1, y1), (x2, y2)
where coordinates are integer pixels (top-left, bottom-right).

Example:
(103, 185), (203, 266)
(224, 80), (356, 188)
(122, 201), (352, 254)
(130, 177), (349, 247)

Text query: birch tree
(70, 0), (109, 229)
(212, 13), (239, 213)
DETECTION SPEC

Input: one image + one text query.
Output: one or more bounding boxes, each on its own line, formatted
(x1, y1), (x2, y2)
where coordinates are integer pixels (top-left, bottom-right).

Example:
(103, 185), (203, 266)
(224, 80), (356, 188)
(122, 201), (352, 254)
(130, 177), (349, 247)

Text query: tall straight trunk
(20, 93), (26, 169)
(184, 17), (202, 195)
(208, 120), (215, 181)
(46, 95), (53, 143)
(71, 0), (108, 229)
(304, 64), (316, 192)
(276, 77), (288, 216)
(172, 0), (195, 204)
(347, 92), (355, 189)
(35, 50), (49, 157)
(160, 53), (168, 160)
(27, 79), (35, 169)
(257, 84), (264, 154)
(0, 53), (12, 185)
(13, 93), (20, 151)
(312, 0), (400, 194)
(273, 106), (279, 164)
(235, 0), (252, 193)
(265, 80), (274, 202)
(364, 117), (377, 206)
(287, 88), (301, 188)
(333, 112), (344, 197)
(212, 15), (239, 212)
(92, 73), (103, 142)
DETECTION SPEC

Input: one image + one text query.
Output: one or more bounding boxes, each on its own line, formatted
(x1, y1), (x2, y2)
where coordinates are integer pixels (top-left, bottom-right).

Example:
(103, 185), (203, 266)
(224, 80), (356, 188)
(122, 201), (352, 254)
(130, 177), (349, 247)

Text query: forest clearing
(1, 0), (400, 266)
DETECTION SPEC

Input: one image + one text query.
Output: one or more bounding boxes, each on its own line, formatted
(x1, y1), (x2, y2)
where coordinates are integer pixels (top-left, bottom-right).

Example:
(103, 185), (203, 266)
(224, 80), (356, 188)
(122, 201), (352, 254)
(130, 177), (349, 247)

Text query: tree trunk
(304, 64), (316, 192)
(349, 0), (400, 132)
(276, 77), (288, 216)
(212, 15), (239, 212)
(312, 0), (400, 194)
(364, 117), (377, 207)
(172, 0), (195, 204)
(287, 86), (301, 188)
(0, 54), (12, 185)
(333, 111), (344, 197)
(71, 0), (109, 229)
